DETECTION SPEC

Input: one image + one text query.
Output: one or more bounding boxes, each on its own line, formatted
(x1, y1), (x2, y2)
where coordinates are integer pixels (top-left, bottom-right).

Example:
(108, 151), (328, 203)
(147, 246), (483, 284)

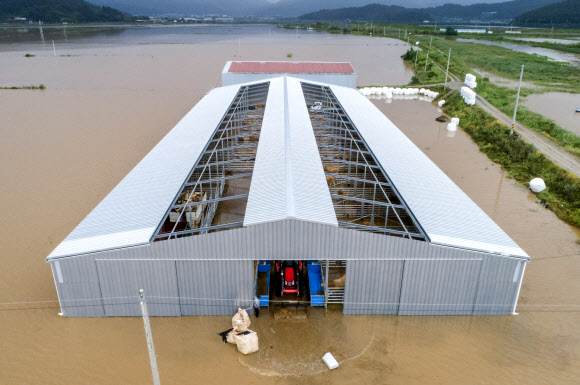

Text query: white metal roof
(47, 75), (527, 261)
(47, 84), (241, 260)
(244, 77), (338, 227)
(329, 83), (528, 258)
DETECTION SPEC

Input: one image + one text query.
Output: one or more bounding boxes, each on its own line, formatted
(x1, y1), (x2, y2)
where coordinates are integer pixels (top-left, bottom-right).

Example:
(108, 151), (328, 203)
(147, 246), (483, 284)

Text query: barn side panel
(51, 258), (105, 317)
(398, 259), (483, 315)
(473, 257), (526, 315)
(343, 260), (404, 315)
(176, 260), (254, 316)
(96, 260), (181, 317)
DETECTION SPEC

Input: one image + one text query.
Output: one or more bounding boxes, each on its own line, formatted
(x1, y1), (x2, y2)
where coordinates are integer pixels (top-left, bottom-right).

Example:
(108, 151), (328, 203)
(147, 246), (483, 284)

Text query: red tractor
(275, 261), (305, 298)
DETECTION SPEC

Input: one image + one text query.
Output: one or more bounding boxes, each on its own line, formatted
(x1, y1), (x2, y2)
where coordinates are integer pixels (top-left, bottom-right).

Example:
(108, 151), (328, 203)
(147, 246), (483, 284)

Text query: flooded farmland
(1, 25), (579, 384)
(522, 92), (580, 135)
(457, 38), (580, 67)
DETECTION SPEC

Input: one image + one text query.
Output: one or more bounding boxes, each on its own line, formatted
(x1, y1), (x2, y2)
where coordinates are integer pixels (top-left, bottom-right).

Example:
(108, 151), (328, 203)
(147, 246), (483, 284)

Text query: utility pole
(425, 36), (432, 72)
(140, 290), (161, 385)
(511, 65), (524, 136)
(414, 44), (418, 67)
(444, 48), (451, 90)
(38, 21), (45, 45)
(52, 40), (56, 56)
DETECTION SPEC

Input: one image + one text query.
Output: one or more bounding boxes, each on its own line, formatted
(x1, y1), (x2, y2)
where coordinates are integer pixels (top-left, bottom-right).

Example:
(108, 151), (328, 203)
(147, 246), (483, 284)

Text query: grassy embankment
(386, 25), (580, 227)
(0, 84), (45, 90)
(404, 35), (580, 157)
(442, 92), (580, 227)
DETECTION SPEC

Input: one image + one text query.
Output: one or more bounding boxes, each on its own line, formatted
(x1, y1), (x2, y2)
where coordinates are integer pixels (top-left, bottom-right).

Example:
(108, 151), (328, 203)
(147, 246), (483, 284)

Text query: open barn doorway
(254, 260), (346, 318)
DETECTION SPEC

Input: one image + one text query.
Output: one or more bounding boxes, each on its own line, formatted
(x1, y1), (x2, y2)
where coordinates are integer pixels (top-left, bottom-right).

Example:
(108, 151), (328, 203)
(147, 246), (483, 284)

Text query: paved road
(404, 37), (580, 175)
(474, 95), (580, 176)
(422, 79), (580, 176)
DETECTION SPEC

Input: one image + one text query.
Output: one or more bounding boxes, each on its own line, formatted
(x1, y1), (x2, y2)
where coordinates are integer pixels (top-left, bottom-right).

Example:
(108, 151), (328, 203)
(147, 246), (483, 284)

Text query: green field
(442, 92), (580, 227)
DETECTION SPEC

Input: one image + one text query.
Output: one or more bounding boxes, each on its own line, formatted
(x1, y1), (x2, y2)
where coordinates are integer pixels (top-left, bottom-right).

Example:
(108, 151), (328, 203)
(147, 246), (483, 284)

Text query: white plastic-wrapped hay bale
(465, 73), (476, 83)
(447, 123), (457, 131)
(451, 117), (460, 125)
(466, 81), (477, 89)
(385, 90), (393, 98)
(530, 178), (546, 193)
(438, 100), (446, 107)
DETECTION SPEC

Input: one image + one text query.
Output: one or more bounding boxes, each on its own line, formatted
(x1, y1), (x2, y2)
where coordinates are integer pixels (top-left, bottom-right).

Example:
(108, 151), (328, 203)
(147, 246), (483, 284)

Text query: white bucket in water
(447, 123), (457, 132)
(438, 100), (446, 107)
(451, 117), (460, 125)
(322, 352), (339, 370)
(530, 178), (546, 193)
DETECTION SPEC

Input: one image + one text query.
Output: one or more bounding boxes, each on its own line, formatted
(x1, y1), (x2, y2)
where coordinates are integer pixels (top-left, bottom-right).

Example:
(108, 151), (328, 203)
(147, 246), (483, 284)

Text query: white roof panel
(47, 84), (241, 259)
(244, 77), (338, 227)
(329, 84), (528, 258)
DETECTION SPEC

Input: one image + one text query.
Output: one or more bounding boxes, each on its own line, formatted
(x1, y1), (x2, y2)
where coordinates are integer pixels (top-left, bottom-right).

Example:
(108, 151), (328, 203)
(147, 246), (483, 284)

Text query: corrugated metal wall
(50, 219), (527, 317)
(177, 260), (254, 315)
(96, 260), (180, 317)
(473, 257), (524, 315)
(51, 259), (254, 317)
(343, 260), (404, 314)
(398, 259), (483, 315)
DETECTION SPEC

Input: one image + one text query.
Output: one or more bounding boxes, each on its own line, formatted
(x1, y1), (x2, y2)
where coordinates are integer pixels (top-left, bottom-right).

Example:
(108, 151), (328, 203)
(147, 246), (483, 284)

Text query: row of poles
(404, 30), (524, 136)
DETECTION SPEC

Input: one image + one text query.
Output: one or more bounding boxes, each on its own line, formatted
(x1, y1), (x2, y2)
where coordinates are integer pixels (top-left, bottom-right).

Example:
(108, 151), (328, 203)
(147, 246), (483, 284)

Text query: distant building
(222, 61), (357, 88)
(440, 28), (490, 34)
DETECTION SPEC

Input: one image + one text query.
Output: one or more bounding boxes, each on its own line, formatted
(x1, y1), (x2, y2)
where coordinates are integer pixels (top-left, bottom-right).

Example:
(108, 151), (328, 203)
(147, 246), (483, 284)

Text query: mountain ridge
(300, 0), (562, 22)
(0, 0), (133, 22)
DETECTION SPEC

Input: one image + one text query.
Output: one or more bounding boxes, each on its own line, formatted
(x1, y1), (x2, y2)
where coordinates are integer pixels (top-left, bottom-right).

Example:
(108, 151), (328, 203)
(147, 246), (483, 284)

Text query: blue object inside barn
(308, 261), (324, 306)
(257, 261), (270, 306)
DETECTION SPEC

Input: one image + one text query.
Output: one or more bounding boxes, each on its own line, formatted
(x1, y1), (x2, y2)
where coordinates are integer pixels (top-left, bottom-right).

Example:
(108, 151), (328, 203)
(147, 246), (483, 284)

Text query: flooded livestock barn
(46, 68), (529, 317)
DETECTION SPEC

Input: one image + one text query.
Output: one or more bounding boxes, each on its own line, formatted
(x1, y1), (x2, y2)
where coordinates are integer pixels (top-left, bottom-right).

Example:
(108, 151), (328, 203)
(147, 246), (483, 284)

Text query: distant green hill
(515, 0), (580, 27)
(300, 4), (429, 23)
(0, 0), (133, 23)
(426, 0), (561, 21)
(299, 0), (562, 23)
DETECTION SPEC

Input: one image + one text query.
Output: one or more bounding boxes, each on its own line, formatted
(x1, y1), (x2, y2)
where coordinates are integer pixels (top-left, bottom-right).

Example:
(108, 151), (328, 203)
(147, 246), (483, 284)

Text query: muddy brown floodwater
(522, 92), (580, 135)
(1, 25), (579, 384)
